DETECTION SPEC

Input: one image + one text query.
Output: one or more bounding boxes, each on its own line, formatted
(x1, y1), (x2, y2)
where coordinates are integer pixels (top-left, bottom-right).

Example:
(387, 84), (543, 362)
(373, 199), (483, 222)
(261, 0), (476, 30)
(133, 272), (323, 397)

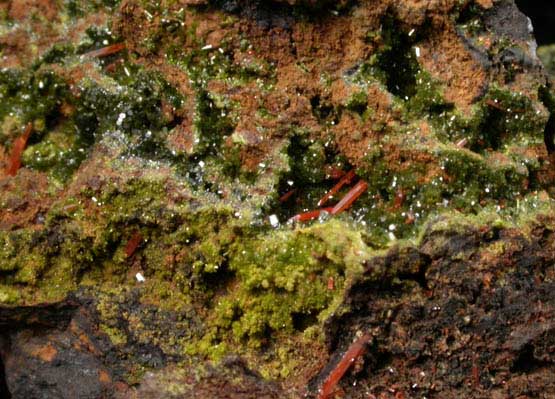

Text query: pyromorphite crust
(214, 220), (367, 342)
(1, 0), (555, 394)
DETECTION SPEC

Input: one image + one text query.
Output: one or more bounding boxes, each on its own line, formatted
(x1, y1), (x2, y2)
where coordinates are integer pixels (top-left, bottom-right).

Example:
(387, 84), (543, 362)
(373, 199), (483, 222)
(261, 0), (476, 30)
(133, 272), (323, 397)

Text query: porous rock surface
(1, 0), (555, 397)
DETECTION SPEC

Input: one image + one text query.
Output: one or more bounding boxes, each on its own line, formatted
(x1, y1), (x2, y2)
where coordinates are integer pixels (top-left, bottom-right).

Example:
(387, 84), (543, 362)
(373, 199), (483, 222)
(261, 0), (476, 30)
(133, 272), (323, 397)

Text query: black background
(516, 0), (555, 44)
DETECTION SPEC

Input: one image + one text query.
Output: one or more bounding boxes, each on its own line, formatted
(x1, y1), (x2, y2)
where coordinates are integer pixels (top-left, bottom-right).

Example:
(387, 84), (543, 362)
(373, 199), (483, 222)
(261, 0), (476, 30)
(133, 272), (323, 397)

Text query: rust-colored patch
(332, 84), (397, 166)
(0, 169), (53, 230)
(418, 27), (487, 114)
(0, 0), (65, 67)
(67, 11), (109, 44)
(475, 0), (494, 9)
(9, 0), (59, 21)
(31, 344), (58, 362)
(99, 370), (112, 384)
(0, 28), (33, 68)
(79, 333), (99, 355)
(166, 122), (195, 155)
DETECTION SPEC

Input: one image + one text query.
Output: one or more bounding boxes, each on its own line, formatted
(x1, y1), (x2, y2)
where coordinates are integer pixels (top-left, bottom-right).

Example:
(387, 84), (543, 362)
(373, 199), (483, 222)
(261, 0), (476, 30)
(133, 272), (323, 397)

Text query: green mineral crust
(1, 0), (555, 397)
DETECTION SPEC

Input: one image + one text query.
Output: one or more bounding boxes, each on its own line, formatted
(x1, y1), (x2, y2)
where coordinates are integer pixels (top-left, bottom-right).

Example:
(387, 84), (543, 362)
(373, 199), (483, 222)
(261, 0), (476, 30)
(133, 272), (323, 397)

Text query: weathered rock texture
(1, 0), (555, 397)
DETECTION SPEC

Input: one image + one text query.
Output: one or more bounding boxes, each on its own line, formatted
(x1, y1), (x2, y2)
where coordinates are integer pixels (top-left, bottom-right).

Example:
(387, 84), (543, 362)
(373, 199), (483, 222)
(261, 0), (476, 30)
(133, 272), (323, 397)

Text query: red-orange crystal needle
(290, 207), (334, 223)
(325, 165), (346, 180)
(330, 180), (368, 215)
(6, 122), (32, 176)
(456, 137), (468, 148)
(485, 99), (504, 111)
(125, 231), (143, 258)
(393, 189), (405, 209)
(318, 333), (372, 399)
(84, 43), (125, 58)
(317, 169), (356, 207)
(279, 189), (296, 203)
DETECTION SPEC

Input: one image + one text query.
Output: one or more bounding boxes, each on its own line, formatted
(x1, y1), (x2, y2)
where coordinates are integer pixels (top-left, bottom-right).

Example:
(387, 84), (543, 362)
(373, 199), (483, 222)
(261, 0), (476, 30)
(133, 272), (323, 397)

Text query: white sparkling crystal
(269, 214), (280, 228)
